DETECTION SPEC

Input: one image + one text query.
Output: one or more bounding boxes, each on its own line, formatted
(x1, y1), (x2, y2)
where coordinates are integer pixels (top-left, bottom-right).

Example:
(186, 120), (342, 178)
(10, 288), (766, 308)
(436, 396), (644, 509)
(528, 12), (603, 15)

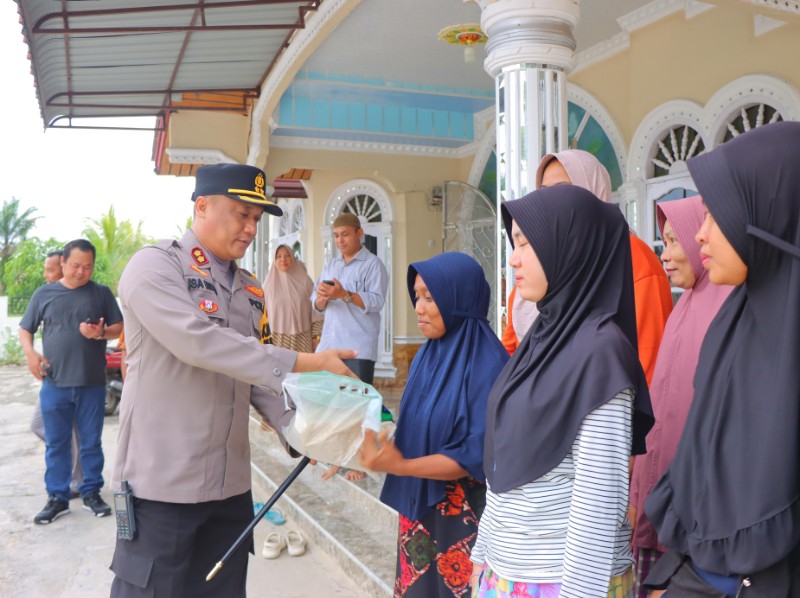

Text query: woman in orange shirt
(501, 150), (672, 385)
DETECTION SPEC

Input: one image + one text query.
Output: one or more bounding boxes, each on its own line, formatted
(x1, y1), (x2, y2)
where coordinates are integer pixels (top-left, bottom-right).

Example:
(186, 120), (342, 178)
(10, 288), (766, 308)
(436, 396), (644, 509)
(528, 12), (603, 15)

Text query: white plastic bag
(282, 372), (382, 471)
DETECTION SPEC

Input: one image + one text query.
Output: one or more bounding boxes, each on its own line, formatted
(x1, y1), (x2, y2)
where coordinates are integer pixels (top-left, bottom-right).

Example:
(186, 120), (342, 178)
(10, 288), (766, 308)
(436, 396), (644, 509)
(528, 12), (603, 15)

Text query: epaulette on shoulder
(155, 238), (181, 251)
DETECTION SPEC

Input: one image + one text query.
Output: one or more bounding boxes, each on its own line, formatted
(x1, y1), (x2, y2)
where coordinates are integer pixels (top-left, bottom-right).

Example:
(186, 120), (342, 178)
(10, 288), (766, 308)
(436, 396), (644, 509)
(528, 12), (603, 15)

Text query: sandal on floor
(253, 503), (286, 525)
(286, 530), (306, 557)
(265, 509), (286, 525)
(261, 531), (286, 559)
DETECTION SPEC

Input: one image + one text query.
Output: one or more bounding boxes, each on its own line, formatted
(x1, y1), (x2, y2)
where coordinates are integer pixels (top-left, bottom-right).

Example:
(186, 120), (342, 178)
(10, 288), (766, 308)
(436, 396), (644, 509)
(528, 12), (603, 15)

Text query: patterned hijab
(646, 121), (800, 574)
(485, 186), (652, 493)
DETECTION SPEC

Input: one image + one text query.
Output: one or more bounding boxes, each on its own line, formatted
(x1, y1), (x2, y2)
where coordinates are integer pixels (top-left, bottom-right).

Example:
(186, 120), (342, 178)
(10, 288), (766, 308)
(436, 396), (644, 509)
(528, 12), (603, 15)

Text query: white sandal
(261, 531), (286, 559)
(286, 530), (306, 557)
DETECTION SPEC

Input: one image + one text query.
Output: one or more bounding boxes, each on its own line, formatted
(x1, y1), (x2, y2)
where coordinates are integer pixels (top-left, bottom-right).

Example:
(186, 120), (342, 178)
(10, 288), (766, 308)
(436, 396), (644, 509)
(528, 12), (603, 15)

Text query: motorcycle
(105, 346), (123, 416)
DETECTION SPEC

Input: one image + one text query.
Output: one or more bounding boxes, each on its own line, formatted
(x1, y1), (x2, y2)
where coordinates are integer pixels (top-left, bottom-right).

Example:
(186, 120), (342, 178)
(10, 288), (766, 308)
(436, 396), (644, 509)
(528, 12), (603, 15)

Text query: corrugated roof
(16, 0), (320, 128)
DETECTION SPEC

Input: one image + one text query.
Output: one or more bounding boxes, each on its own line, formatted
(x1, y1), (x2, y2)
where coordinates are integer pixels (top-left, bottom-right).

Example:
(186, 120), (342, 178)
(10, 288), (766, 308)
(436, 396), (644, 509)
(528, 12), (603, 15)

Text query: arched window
(720, 102), (783, 143)
(269, 199), (306, 263)
(650, 125), (705, 179)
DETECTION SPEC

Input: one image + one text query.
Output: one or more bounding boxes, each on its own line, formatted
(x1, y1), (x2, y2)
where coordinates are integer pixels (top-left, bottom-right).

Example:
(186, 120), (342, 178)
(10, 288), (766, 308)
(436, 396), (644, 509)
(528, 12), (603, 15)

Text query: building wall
(168, 112), (251, 164)
(263, 147), (470, 341)
(570, 5), (800, 146)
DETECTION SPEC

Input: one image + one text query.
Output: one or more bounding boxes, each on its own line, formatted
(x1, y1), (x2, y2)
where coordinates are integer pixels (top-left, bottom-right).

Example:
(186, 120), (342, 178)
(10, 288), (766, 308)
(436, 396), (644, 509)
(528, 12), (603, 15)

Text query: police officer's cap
(191, 164), (282, 216)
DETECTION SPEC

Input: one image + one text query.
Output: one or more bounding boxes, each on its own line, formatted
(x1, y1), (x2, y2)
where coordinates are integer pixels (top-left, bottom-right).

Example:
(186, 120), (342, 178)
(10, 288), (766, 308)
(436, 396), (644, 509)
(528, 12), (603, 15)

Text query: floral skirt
(395, 478), (486, 598)
(476, 563), (634, 598)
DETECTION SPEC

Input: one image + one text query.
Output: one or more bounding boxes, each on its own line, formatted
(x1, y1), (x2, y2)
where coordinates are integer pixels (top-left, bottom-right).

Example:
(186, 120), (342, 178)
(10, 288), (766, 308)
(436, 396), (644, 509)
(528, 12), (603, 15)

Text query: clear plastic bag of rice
(282, 372), (382, 470)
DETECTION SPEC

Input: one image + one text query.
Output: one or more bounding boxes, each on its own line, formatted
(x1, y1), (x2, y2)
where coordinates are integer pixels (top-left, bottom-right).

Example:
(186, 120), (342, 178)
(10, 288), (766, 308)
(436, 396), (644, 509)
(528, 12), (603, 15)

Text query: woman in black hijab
(470, 185), (653, 597)
(644, 121), (800, 596)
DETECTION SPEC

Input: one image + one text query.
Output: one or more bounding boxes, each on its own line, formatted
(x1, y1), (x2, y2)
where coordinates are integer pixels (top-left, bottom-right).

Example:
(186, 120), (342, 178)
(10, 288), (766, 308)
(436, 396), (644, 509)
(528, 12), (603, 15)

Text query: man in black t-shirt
(20, 239), (123, 524)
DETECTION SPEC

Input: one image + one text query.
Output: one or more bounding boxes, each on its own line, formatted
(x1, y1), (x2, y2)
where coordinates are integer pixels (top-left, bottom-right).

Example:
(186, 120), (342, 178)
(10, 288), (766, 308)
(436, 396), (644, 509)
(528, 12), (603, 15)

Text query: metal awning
(16, 0), (320, 129)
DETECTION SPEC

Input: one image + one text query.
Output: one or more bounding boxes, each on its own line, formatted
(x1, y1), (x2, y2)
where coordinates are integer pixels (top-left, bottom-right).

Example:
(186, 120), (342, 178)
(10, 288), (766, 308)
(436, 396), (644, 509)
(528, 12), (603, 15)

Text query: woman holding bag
(360, 252), (508, 598)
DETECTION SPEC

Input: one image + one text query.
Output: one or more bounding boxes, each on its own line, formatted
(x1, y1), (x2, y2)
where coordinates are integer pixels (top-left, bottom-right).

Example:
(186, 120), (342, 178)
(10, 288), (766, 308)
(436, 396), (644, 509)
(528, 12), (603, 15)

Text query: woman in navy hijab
(360, 252), (508, 598)
(644, 121), (800, 596)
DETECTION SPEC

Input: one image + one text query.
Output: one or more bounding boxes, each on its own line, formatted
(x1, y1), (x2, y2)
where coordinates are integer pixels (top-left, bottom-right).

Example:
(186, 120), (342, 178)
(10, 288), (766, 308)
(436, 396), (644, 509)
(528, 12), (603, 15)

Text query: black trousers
(110, 490), (253, 598)
(343, 358), (375, 385)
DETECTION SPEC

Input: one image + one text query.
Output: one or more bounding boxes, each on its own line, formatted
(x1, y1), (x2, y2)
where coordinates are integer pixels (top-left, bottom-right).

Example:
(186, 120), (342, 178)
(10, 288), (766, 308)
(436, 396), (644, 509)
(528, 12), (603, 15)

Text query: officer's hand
(293, 349), (357, 378)
(25, 351), (49, 381)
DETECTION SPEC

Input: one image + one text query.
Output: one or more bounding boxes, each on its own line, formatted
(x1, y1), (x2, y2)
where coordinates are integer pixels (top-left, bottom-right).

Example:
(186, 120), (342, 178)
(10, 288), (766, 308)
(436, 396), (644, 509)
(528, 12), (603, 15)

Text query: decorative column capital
(481, 0), (579, 77)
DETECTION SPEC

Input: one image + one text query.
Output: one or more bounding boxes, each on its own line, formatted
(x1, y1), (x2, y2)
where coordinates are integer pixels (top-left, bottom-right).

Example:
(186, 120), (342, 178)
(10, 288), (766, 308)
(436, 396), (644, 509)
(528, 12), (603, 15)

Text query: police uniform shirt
(112, 229), (296, 503)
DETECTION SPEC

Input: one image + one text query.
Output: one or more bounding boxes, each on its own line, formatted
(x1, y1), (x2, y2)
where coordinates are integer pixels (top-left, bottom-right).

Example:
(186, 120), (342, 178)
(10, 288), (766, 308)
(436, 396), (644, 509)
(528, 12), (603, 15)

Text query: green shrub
(0, 327), (24, 365)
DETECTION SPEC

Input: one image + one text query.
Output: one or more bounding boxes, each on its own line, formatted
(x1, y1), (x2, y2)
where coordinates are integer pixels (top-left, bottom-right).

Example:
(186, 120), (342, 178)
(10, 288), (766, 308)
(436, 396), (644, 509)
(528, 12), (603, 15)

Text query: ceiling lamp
(437, 24), (488, 64)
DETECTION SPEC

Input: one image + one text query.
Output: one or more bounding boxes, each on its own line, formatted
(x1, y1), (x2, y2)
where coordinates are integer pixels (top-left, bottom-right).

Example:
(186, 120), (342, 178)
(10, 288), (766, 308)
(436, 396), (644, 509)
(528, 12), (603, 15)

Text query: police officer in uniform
(109, 164), (355, 597)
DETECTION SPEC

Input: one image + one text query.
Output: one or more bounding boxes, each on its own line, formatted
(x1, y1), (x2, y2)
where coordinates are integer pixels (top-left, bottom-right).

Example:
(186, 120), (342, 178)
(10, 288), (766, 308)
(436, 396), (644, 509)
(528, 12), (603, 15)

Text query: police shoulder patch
(245, 285), (264, 298)
(199, 299), (218, 314)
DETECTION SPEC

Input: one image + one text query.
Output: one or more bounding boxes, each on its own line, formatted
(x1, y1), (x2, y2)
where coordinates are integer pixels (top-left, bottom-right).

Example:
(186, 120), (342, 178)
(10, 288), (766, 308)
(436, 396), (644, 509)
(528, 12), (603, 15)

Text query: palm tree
(0, 197), (39, 293)
(82, 206), (153, 294)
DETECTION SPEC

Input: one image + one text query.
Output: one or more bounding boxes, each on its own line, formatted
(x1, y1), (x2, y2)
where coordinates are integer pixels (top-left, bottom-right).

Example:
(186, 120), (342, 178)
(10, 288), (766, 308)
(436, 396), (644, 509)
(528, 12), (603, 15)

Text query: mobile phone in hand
(322, 280), (335, 286)
(85, 318), (99, 325)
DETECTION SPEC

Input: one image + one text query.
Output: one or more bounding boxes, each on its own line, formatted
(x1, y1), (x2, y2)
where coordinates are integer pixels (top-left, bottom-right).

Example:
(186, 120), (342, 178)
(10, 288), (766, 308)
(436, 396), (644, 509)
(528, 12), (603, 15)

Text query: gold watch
(344, 291), (353, 304)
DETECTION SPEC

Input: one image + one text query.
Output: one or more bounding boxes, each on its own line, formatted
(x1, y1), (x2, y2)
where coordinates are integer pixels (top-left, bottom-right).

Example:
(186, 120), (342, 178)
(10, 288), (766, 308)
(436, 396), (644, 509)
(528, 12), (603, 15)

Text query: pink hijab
(511, 150), (614, 340)
(536, 149), (612, 201)
(262, 245), (322, 336)
(630, 195), (733, 552)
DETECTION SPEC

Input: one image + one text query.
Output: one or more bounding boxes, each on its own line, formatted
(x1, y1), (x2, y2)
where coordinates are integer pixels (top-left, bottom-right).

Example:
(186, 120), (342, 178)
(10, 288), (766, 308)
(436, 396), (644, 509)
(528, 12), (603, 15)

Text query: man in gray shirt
(20, 239), (123, 524)
(311, 212), (389, 385)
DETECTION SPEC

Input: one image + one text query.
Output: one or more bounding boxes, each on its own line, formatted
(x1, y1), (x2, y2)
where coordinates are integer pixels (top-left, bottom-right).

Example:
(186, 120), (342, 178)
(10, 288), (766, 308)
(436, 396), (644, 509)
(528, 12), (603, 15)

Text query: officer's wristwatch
(344, 291), (353, 304)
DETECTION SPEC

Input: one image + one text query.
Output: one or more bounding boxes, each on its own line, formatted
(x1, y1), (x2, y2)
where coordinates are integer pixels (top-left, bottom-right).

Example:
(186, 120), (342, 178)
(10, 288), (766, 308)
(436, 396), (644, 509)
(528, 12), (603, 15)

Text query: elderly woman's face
(509, 220), (548, 302)
(275, 247), (293, 272)
(413, 274), (446, 340)
(661, 221), (696, 290)
(695, 208), (748, 286)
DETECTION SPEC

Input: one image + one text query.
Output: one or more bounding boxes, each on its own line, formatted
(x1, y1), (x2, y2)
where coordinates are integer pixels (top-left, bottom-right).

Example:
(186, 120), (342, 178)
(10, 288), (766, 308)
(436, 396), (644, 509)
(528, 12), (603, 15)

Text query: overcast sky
(0, 2), (196, 243)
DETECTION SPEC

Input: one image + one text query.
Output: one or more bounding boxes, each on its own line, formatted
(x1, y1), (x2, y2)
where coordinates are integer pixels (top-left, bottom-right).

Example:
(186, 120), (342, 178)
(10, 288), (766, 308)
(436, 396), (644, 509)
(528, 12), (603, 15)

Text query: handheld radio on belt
(113, 480), (137, 540)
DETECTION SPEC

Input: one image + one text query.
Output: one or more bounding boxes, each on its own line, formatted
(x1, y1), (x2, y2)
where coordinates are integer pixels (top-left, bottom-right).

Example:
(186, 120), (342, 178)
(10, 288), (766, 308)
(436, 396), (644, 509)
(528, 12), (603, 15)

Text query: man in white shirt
(311, 212), (389, 385)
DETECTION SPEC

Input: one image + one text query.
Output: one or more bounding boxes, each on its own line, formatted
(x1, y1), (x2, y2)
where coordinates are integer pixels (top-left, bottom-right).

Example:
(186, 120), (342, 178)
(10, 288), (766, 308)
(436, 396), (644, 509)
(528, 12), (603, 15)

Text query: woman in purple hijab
(628, 195), (732, 597)
(645, 121), (800, 596)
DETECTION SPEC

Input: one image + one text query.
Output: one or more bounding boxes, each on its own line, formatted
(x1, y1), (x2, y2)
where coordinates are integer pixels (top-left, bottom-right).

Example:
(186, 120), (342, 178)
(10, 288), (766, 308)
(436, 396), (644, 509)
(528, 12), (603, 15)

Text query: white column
(481, 0), (579, 330)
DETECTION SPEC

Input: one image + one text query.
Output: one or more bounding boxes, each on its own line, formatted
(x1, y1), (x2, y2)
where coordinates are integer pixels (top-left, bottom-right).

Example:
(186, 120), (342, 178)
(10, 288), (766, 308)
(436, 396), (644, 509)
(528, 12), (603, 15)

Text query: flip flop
(252, 503), (287, 525)
(266, 509), (287, 525)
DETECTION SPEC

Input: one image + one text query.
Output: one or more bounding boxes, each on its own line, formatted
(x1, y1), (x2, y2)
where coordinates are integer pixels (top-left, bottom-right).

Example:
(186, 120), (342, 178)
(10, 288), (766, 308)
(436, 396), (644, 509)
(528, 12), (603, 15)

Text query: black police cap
(191, 164), (282, 216)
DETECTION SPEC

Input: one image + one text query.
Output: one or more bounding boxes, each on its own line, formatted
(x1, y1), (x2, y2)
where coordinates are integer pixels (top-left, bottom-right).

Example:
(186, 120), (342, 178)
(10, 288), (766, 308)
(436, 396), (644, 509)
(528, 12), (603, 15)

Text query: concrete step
(248, 416), (397, 597)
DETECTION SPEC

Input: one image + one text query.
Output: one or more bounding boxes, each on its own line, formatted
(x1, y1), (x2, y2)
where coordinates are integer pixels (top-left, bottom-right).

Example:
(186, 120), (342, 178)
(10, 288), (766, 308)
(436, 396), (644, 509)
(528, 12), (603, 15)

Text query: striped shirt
(471, 391), (634, 598)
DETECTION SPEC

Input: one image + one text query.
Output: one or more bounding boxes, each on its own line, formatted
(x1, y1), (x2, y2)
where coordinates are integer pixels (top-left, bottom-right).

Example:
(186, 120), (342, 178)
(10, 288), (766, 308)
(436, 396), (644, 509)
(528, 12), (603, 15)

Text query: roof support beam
(33, 0), (312, 34)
